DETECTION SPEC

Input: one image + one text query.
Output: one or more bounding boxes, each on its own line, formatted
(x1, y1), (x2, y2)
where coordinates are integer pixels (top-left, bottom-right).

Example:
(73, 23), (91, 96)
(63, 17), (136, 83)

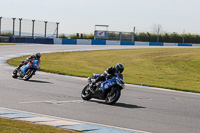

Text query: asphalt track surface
(0, 44), (200, 133)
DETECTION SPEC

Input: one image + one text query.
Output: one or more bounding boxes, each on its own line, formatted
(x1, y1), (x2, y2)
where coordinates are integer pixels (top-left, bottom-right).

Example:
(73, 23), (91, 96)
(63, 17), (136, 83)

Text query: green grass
(7, 48), (200, 93)
(0, 43), (17, 45)
(0, 117), (78, 133)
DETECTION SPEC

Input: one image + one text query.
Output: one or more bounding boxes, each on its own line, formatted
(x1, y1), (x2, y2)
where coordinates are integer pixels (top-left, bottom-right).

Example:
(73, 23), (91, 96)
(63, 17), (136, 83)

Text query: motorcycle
(81, 73), (125, 105)
(12, 59), (40, 81)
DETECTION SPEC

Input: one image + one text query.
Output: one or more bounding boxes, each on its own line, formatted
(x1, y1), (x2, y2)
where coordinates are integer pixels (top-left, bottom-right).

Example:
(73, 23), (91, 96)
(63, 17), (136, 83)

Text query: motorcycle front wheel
(81, 84), (92, 100)
(23, 69), (35, 81)
(105, 89), (121, 105)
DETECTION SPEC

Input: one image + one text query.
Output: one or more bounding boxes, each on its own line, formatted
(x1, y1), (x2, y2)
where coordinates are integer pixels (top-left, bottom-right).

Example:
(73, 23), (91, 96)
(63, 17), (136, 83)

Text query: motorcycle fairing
(100, 78), (117, 92)
(20, 60), (40, 75)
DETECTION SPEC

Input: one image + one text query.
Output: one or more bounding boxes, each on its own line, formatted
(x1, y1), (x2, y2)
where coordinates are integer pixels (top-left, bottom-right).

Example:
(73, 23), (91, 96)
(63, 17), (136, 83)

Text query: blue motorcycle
(12, 59), (40, 81)
(81, 73), (125, 105)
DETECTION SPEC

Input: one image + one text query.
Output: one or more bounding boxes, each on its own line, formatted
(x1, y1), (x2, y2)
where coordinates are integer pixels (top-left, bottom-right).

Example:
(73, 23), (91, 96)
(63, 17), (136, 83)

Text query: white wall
(77, 39), (91, 45)
(54, 38), (62, 44)
(164, 43), (178, 46)
(135, 41), (149, 46)
(106, 40), (120, 45)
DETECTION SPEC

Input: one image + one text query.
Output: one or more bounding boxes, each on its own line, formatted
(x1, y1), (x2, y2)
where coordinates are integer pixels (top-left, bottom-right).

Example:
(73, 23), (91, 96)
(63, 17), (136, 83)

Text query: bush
(0, 32), (12, 36)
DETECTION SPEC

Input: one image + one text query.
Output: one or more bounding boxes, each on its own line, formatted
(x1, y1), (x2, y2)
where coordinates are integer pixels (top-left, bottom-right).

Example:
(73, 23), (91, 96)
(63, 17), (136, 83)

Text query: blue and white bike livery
(81, 73), (125, 105)
(12, 59), (40, 81)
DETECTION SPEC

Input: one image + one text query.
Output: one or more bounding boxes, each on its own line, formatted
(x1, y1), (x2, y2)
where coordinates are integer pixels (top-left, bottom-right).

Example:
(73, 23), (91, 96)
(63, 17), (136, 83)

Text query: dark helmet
(36, 53), (41, 59)
(115, 63), (124, 73)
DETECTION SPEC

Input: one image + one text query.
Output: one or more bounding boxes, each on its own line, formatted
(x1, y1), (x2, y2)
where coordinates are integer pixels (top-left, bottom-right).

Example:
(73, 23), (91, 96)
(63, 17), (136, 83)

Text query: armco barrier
(62, 39), (77, 45)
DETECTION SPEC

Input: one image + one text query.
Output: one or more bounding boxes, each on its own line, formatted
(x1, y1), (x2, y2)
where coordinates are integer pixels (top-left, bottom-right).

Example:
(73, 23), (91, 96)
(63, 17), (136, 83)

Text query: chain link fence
(0, 17), (59, 38)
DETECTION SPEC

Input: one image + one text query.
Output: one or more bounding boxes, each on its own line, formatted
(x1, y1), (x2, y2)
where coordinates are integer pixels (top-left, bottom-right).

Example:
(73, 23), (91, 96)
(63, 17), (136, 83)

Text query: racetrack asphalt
(0, 44), (200, 133)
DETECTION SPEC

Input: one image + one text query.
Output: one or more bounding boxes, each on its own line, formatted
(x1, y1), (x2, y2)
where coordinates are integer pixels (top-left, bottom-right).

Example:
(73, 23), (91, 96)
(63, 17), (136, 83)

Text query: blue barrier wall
(178, 43), (192, 46)
(10, 37), (25, 43)
(25, 37), (34, 43)
(62, 39), (77, 44)
(120, 41), (135, 45)
(35, 38), (45, 44)
(91, 40), (106, 45)
(10, 37), (15, 43)
(149, 42), (163, 46)
(15, 37), (25, 43)
(35, 38), (53, 44)
(5, 37), (196, 47)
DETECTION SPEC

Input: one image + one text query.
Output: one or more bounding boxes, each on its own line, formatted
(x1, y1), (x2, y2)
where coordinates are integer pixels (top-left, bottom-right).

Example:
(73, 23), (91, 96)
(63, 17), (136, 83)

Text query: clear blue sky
(1, 0), (200, 35)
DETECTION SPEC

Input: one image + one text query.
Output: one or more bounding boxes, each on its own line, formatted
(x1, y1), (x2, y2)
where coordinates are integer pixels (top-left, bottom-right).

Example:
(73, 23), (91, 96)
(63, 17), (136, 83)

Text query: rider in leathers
(90, 63), (124, 91)
(17, 53), (41, 69)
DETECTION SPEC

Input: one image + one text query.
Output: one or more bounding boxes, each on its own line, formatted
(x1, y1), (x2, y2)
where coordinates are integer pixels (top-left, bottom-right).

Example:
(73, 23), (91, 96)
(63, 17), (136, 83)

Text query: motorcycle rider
(90, 63), (124, 91)
(17, 53), (41, 69)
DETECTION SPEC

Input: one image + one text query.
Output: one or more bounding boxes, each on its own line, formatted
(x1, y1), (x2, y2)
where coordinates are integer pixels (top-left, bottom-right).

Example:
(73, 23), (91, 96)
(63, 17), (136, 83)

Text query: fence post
(119, 32), (122, 41)
(19, 18), (22, 36)
(182, 30), (185, 43)
(32, 20), (35, 37)
(44, 21), (48, 37)
(12, 18), (16, 35)
(0, 17), (2, 35)
(132, 27), (135, 42)
(56, 22), (59, 38)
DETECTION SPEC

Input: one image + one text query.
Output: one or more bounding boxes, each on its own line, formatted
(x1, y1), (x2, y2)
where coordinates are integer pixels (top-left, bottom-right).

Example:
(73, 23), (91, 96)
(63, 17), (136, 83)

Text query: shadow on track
(89, 100), (145, 109)
(26, 79), (52, 84)
(112, 102), (145, 109)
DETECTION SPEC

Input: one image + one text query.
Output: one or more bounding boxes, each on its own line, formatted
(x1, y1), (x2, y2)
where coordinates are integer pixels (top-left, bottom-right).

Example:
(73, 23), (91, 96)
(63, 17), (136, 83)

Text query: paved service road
(0, 44), (200, 133)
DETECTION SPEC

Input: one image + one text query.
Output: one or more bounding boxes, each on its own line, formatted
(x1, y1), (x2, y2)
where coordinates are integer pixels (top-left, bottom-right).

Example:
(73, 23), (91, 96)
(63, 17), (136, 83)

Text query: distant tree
(58, 34), (67, 38)
(152, 23), (163, 42)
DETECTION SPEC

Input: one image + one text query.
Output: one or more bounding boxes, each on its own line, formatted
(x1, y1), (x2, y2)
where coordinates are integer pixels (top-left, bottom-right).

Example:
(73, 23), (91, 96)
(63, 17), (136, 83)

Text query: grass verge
(7, 48), (200, 93)
(0, 117), (78, 133)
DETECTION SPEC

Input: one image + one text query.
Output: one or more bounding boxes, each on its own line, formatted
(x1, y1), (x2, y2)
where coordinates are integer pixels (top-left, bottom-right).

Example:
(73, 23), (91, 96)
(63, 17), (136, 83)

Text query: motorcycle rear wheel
(81, 84), (92, 100)
(12, 69), (18, 78)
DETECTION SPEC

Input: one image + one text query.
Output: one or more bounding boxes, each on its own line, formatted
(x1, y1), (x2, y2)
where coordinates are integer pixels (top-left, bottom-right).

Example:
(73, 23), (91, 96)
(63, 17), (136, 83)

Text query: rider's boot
(89, 81), (96, 92)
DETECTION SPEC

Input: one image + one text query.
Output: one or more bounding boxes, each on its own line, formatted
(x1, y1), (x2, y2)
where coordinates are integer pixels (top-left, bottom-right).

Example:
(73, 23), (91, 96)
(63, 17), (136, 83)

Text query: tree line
(59, 32), (200, 44)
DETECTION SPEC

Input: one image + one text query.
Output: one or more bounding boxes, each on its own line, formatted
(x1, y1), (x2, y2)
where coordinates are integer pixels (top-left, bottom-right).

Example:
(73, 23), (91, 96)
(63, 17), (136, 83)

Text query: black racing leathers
(94, 66), (123, 84)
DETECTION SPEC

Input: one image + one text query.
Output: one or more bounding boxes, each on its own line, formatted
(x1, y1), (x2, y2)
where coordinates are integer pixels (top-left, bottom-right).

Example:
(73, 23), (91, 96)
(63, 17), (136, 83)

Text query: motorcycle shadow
(23, 79), (52, 84)
(89, 100), (145, 109)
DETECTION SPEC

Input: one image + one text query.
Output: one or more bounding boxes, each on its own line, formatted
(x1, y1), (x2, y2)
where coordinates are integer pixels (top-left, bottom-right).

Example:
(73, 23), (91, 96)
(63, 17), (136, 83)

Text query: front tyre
(23, 69), (34, 81)
(81, 84), (92, 100)
(105, 89), (121, 105)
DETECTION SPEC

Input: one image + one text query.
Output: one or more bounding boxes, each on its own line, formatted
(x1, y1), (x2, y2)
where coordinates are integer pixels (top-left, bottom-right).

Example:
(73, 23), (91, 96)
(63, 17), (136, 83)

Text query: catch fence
(0, 17), (59, 38)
